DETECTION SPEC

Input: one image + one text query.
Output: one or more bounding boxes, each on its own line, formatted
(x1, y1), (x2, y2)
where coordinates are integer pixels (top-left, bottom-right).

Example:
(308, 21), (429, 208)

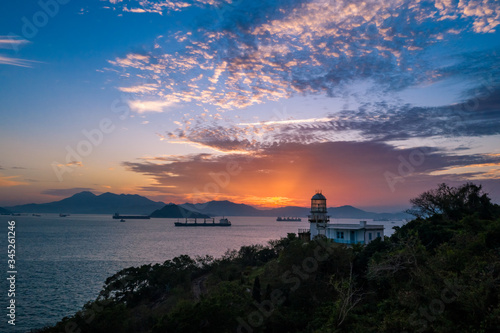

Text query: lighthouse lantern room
(308, 191), (330, 239)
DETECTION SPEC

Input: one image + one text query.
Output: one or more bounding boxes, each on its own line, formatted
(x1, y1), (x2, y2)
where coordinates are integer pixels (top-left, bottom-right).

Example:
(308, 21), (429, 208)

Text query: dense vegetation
(38, 183), (500, 333)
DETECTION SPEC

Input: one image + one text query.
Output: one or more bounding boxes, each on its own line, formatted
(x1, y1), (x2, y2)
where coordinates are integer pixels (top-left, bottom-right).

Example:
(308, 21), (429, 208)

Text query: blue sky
(1, 0), (499, 210)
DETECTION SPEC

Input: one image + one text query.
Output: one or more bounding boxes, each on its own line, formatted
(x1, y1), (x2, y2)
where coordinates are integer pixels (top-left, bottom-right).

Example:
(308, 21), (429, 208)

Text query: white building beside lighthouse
(303, 192), (384, 244)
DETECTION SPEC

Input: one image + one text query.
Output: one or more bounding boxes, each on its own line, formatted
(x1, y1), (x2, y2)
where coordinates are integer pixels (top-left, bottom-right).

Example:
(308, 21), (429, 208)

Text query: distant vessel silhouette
(276, 217), (302, 221)
(113, 213), (150, 220)
(175, 217), (231, 227)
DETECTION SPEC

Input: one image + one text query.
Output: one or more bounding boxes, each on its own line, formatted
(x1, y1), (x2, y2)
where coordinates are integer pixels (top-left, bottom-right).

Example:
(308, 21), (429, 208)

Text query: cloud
(127, 99), (176, 113)
(108, 0), (500, 206)
(122, 140), (500, 206)
(118, 83), (159, 93)
(0, 174), (28, 187)
(107, 0), (500, 109)
(430, 162), (500, 180)
(238, 117), (332, 126)
(0, 36), (29, 49)
(167, 123), (261, 153)
(160, 86), (500, 155)
(104, 0), (226, 14)
(41, 188), (96, 197)
(65, 161), (83, 167)
(0, 55), (38, 68)
(0, 36), (38, 67)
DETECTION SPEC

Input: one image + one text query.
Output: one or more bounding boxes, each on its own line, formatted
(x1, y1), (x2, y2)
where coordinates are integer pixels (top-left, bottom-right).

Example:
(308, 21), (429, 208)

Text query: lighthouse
(308, 191), (330, 239)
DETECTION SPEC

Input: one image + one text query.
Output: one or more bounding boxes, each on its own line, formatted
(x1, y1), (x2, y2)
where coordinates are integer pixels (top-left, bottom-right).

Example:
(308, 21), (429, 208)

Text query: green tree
(407, 182), (493, 220)
(252, 276), (261, 302)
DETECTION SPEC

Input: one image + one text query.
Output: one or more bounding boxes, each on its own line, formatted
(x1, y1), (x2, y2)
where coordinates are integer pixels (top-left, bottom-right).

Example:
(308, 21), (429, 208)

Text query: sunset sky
(1, 0), (499, 211)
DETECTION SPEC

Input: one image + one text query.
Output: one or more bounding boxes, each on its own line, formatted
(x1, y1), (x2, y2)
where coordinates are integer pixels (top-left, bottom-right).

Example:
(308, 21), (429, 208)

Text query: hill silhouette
(7, 191), (165, 214)
(150, 204), (211, 218)
(6, 191), (410, 219)
(0, 206), (11, 214)
(182, 201), (409, 219)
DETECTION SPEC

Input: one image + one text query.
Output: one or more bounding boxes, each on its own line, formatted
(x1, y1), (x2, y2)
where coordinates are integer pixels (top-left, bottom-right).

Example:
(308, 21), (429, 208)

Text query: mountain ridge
(150, 204), (211, 218)
(7, 192), (166, 214)
(0, 207), (11, 215)
(6, 191), (410, 219)
(181, 201), (410, 219)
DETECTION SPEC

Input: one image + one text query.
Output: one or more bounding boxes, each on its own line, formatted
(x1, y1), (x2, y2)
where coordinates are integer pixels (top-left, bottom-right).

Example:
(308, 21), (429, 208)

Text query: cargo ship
(174, 217), (231, 227)
(113, 213), (150, 220)
(276, 217), (302, 221)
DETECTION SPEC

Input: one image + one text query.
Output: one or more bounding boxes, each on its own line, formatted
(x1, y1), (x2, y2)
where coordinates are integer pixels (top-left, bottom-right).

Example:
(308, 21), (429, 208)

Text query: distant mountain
(150, 204), (211, 218)
(7, 191), (410, 219)
(328, 205), (375, 218)
(7, 191), (165, 214)
(260, 205), (407, 219)
(0, 207), (11, 215)
(262, 206), (309, 217)
(181, 200), (410, 219)
(181, 200), (262, 216)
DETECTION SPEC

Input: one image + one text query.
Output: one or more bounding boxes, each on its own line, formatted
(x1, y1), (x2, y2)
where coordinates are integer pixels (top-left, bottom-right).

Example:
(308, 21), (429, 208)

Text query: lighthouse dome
(311, 193), (326, 200)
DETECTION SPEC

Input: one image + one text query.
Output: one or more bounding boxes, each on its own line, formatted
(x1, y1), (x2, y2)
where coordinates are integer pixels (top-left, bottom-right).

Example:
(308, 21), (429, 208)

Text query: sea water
(0, 214), (404, 332)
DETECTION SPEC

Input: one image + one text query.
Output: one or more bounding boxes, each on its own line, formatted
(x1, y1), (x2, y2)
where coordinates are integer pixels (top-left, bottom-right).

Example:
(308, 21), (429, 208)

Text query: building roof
(311, 192), (326, 200)
(326, 223), (384, 230)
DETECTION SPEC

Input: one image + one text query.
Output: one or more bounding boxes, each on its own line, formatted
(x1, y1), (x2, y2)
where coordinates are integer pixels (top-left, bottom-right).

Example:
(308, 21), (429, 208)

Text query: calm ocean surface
(0, 214), (404, 332)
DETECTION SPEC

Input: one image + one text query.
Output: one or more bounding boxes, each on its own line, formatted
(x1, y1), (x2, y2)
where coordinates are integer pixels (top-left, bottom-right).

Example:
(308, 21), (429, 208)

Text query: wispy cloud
(0, 36), (30, 49)
(118, 83), (159, 94)
(237, 117), (332, 126)
(160, 86), (500, 154)
(122, 141), (500, 206)
(53, 161), (84, 168)
(107, 0), (500, 109)
(127, 99), (176, 113)
(0, 174), (28, 187)
(430, 162), (500, 180)
(0, 55), (38, 68)
(0, 36), (37, 67)
(104, 0), (226, 14)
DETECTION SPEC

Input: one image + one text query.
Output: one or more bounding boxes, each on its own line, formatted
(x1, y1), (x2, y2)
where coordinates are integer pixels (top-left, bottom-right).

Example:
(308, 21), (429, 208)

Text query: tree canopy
(407, 182), (494, 220)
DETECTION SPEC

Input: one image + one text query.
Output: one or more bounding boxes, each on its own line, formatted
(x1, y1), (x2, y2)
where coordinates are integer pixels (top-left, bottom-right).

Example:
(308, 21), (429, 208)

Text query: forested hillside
(38, 183), (500, 333)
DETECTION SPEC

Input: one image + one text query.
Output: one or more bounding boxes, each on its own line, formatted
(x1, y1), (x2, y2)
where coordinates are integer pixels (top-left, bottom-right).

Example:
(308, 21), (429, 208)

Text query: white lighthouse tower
(308, 191), (330, 239)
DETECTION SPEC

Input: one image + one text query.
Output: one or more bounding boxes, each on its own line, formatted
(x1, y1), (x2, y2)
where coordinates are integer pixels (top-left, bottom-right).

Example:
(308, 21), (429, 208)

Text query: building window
(336, 231), (344, 239)
(369, 233), (372, 241)
(377, 232), (381, 238)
